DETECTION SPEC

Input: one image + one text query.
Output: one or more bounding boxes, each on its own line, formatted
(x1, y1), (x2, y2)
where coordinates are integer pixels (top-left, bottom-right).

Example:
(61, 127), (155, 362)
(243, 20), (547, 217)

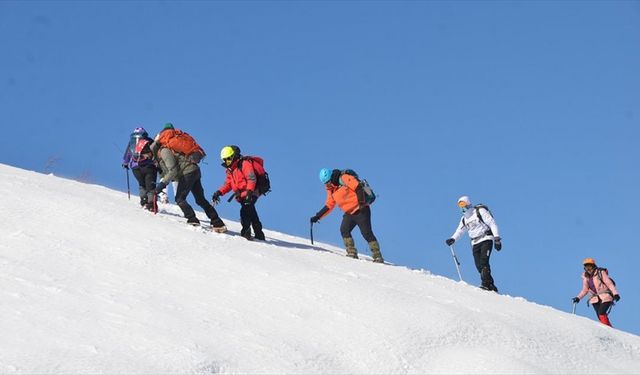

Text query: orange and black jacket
(316, 170), (367, 219)
(218, 158), (257, 200)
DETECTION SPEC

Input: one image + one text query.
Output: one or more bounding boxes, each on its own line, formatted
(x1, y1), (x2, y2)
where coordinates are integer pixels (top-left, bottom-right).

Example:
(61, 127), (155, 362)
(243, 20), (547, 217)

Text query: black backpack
(226, 145), (271, 196)
(341, 169), (376, 204)
(239, 156), (271, 196)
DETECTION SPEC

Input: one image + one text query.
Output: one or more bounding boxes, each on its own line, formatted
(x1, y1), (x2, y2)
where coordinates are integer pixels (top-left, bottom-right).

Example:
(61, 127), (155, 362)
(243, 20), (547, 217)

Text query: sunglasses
(584, 264), (595, 269)
(457, 201), (469, 208)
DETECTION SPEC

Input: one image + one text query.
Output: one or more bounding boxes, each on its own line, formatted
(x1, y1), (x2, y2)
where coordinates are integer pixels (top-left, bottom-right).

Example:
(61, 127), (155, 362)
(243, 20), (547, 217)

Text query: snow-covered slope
(0, 163), (638, 374)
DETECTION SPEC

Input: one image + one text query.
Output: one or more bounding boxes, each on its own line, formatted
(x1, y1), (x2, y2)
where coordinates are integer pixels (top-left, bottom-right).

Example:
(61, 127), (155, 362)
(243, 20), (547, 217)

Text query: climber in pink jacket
(572, 257), (620, 327)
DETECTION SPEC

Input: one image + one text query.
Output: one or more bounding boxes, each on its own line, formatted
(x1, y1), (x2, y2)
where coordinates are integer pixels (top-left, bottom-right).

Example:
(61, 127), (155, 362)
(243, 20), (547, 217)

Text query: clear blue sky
(1, 1), (638, 335)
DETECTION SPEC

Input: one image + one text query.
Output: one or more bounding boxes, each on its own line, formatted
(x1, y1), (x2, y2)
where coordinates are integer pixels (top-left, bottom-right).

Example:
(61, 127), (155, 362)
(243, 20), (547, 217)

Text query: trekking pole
(153, 192), (158, 214)
(606, 301), (615, 315)
(227, 191), (238, 203)
(310, 222), (314, 245)
(126, 168), (130, 200)
(449, 245), (463, 282)
(572, 301), (577, 314)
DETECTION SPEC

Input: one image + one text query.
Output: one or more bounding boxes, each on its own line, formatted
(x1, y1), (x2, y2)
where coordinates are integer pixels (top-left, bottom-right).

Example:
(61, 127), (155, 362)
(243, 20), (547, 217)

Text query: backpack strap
(596, 268), (612, 287)
(234, 156), (247, 172)
(462, 205), (493, 236)
(596, 268), (605, 283)
(475, 204), (491, 224)
(462, 206), (486, 227)
(593, 268), (615, 299)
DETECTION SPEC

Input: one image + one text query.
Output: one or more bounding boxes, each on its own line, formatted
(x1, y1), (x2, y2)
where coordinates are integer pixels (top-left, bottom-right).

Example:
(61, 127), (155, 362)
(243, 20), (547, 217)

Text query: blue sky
(1, 1), (638, 335)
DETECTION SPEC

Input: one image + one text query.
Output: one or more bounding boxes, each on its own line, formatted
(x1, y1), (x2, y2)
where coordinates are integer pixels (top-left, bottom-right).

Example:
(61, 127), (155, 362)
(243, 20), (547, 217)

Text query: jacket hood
(458, 195), (471, 207)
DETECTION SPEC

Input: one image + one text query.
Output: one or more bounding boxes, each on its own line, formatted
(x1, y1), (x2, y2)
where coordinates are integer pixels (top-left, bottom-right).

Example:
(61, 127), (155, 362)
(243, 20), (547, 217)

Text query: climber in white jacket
(446, 195), (502, 292)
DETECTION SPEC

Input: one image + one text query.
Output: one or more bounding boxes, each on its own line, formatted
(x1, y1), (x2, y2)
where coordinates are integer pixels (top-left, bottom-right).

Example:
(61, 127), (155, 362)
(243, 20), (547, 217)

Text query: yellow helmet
(220, 146), (235, 160)
(582, 257), (596, 266)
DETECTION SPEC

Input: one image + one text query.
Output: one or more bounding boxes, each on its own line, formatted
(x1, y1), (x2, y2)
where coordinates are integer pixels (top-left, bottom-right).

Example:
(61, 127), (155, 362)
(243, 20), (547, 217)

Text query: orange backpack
(156, 129), (206, 163)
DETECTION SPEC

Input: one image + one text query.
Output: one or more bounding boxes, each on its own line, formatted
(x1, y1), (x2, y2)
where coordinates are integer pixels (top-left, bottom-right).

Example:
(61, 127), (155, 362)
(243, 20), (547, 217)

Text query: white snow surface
(0, 163), (639, 374)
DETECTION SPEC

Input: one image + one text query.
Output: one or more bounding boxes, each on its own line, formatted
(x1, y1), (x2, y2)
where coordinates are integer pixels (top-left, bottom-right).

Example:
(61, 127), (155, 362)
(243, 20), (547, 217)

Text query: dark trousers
(472, 240), (496, 288)
(592, 301), (613, 316)
(240, 196), (264, 237)
(175, 169), (224, 227)
(592, 302), (613, 326)
(340, 206), (377, 242)
(132, 164), (157, 206)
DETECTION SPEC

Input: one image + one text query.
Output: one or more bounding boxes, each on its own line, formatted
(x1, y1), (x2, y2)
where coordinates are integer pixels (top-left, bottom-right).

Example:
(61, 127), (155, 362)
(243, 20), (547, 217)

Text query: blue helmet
(319, 168), (332, 184)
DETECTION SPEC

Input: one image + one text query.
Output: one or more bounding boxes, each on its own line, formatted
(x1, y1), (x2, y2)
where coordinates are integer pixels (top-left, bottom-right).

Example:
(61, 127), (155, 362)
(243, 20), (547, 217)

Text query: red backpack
(132, 138), (152, 162)
(156, 129), (206, 163)
(240, 156), (271, 195)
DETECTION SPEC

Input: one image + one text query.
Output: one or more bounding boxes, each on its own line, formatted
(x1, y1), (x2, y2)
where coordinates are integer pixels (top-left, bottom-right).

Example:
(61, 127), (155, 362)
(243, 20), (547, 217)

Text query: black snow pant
(592, 301), (614, 326)
(175, 168), (224, 227)
(473, 240), (496, 290)
(340, 205), (377, 243)
(240, 196), (264, 239)
(592, 301), (613, 316)
(132, 164), (157, 207)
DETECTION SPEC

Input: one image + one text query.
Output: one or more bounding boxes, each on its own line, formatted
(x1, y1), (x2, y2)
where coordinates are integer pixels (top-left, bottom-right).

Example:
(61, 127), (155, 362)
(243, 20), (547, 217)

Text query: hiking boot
(187, 217), (200, 226)
(254, 231), (266, 241)
(210, 217), (226, 229)
(368, 241), (384, 263)
(480, 284), (499, 293)
(241, 229), (253, 241)
(211, 225), (227, 233)
(343, 237), (359, 259)
(480, 266), (495, 288)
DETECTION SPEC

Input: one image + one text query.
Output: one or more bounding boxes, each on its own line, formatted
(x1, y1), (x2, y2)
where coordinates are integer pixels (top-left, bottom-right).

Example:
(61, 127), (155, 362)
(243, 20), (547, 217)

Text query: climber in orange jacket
(310, 168), (383, 263)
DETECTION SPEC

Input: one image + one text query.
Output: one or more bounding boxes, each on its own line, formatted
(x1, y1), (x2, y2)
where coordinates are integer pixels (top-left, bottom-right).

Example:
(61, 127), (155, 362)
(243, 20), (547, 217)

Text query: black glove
(311, 206), (329, 223)
(613, 294), (620, 302)
(243, 190), (254, 205)
(122, 163), (129, 170)
(572, 297), (580, 304)
(494, 237), (502, 251)
(445, 238), (455, 246)
(154, 181), (167, 194)
(211, 190), (222, 204)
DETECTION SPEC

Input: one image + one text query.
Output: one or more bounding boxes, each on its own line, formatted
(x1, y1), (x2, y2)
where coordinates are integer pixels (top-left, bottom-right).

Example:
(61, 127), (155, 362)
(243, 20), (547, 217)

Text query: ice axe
(125, 168), (130, 200)
(310, 222), (314, 245)
(153, 192), (158, 215)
